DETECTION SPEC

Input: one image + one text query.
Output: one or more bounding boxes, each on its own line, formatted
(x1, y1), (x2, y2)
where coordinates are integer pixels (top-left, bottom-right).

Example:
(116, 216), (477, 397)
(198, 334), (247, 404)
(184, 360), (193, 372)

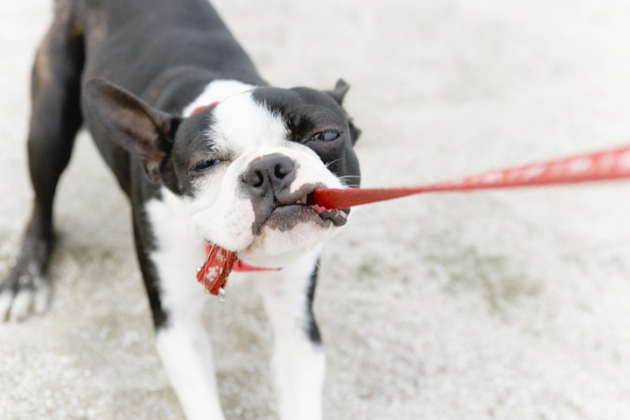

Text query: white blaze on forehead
(208, 91), (289, 155)
(182, 79), (255, 117)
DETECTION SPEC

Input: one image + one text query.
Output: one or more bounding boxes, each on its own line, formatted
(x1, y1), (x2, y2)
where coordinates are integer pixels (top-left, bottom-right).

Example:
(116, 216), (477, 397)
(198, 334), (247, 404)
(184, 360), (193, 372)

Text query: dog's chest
(141, 80), (258, 307)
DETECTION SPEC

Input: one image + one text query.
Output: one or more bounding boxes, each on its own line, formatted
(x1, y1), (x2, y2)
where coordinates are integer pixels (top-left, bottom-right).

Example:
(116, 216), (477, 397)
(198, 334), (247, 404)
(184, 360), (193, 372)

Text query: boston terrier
(0, 0), (360, 418)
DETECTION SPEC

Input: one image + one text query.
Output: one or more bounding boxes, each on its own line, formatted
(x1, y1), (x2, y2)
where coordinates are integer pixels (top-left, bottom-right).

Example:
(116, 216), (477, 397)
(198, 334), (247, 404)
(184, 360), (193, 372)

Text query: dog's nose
(241, 154), (296, 197)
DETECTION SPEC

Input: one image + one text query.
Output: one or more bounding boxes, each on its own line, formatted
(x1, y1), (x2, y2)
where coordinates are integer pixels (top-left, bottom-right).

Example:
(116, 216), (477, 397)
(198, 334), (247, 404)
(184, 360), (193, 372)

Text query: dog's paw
(0, 262), (50, 323)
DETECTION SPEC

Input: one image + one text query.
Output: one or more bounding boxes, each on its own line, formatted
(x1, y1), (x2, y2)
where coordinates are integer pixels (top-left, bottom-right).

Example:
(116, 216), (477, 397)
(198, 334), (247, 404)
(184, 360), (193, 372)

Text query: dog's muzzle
(240, 154), (350, 233)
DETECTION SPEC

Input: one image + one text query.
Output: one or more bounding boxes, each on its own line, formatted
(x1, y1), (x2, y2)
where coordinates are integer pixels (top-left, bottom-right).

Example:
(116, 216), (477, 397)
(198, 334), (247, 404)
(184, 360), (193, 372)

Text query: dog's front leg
(135, 198), (225, 420)
(255, 248), (326, 420)
(155, 306), (224, 420)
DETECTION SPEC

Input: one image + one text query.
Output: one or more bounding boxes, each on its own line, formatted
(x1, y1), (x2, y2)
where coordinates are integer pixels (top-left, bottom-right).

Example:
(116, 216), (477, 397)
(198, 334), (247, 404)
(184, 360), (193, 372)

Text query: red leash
(313, 143), (630, 209)
(191, 101), (219, 116)
(195, 102), (630, 298)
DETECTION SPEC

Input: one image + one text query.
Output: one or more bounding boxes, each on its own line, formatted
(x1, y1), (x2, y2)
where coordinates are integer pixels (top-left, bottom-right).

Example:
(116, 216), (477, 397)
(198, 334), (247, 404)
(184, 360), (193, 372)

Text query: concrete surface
(2, 0), (630, 419)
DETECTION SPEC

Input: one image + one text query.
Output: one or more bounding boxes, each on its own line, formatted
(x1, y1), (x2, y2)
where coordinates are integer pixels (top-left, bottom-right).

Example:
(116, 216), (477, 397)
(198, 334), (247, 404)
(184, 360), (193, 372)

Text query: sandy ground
(2, 0), (630, 419)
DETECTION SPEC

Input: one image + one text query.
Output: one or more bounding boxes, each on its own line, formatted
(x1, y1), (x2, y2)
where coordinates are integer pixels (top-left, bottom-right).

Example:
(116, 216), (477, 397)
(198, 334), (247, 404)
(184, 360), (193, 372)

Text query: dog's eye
(312, 131), (340, 142)
(192, 158), (219, 172)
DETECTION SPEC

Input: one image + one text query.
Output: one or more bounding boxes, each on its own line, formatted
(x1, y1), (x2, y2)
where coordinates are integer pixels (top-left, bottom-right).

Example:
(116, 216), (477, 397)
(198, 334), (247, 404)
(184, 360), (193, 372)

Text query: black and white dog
(0, 0), (360, 418)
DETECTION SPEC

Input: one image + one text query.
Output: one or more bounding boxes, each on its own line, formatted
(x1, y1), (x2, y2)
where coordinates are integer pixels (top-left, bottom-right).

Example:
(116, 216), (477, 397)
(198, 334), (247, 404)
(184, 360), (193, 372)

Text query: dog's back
(78, 0), (264, 100)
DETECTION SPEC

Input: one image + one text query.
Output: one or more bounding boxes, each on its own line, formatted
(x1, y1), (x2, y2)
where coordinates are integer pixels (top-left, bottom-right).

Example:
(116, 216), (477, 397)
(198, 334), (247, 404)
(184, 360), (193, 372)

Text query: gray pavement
(2, 0), (630, 419)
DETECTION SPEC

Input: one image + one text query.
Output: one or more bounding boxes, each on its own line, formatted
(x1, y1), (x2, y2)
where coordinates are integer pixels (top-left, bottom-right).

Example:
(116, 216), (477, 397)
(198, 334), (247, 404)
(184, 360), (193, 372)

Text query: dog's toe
(33, 279), (51, 315)
(0, 289), (14, 322)
(8, 289), (34, 323)
(0, 268), (51, 323)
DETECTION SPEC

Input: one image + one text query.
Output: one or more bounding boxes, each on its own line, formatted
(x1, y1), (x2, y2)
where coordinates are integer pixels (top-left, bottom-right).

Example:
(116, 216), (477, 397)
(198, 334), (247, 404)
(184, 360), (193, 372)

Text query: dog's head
(85, 79), (360, 266)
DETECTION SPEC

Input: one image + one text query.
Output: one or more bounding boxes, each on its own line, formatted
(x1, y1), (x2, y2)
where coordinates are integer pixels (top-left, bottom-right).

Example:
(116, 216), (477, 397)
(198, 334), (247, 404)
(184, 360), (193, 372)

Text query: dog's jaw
(186, 151), (347, 266)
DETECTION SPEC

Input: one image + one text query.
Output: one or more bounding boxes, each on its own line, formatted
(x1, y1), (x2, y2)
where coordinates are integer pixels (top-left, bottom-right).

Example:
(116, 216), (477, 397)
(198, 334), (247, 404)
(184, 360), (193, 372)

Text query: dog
(0, 0), (361, 418)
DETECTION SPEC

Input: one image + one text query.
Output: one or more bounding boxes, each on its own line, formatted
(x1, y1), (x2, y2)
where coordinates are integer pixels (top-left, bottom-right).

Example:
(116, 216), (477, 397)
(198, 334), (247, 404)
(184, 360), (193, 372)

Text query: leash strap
(312, 143), (630, 209)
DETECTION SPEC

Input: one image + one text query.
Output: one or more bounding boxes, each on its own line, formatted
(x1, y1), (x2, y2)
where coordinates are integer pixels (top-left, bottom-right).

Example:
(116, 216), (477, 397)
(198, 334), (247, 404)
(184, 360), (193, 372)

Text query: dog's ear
(325, 79), (361, 144)
(84, 78), (181, 183)
(326, 79), (350, 105)
(348, 118), (361, 146)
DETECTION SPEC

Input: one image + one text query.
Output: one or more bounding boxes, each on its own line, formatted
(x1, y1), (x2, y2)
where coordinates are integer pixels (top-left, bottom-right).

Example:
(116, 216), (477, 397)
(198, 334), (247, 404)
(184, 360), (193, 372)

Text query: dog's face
(85, 79), (360, 266)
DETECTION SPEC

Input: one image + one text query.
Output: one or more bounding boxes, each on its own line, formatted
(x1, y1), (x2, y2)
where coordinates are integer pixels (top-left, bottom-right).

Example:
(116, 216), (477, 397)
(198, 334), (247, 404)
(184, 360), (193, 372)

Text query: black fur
(252, 87), (361, 186)
(306, 263), (322, 344)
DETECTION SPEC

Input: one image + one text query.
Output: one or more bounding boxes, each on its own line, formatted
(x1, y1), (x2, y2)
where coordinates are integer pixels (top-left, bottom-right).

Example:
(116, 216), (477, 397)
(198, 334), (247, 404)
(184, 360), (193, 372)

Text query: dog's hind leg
(256, 248), (326, 420)
(0, 1), (84, 322)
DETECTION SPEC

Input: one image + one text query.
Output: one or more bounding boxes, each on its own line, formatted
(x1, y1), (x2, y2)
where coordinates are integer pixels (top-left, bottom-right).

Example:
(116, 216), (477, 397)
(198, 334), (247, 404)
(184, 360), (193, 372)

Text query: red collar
(190, 101), (219, 115)
(197, 244), (281, 300)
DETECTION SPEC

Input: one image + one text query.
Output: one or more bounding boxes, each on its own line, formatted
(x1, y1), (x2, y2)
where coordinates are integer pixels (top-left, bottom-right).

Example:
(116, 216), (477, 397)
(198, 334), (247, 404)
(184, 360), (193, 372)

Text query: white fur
(155, 321), (225, 420)
(8, 289), (34, 322)
(207, 91), (288, 153)
(0, 271), (49, 322)
(0, 289), (15, 321)
(146, 188), (225, 420)
(182, 80), (255, 117)
(255, 246), (325, 420)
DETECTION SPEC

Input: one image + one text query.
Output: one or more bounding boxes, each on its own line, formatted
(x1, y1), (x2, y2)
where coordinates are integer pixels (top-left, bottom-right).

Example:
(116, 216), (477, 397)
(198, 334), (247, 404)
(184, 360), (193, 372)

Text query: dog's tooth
(311, 204), (325, 214)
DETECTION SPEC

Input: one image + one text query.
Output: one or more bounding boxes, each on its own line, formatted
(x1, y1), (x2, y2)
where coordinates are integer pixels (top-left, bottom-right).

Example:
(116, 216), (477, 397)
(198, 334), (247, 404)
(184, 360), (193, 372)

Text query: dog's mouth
(297, 191), (350, 226)
(252, 187), (350, 234)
